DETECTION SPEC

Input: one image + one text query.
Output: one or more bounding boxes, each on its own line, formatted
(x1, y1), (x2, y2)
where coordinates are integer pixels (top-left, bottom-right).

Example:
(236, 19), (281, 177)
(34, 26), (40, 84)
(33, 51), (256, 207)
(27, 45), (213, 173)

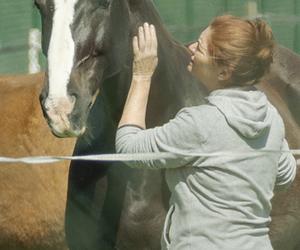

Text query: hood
(207, 87), (272, 139)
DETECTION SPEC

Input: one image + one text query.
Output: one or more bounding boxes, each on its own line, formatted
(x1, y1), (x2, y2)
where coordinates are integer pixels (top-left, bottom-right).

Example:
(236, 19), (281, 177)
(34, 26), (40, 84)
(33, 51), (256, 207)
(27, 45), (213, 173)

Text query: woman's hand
(118, 23), (158, 129)
(132, 23), (158, 78)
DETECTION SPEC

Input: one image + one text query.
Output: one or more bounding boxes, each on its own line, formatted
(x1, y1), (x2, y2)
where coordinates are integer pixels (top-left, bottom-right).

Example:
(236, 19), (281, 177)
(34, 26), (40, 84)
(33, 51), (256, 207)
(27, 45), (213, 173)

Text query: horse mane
(127, 0), (205, 124)
(128, 0), (186, 51)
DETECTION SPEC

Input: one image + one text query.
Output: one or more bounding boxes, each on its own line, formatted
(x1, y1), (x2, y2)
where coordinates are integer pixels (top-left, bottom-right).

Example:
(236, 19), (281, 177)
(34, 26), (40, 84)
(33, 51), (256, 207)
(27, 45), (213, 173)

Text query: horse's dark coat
(36, 0), (300, 249)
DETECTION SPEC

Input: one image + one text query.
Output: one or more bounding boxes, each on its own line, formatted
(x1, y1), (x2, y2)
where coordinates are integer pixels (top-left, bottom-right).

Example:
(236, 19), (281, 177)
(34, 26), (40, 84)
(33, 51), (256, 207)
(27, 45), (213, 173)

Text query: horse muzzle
(40, 96), (86, 138)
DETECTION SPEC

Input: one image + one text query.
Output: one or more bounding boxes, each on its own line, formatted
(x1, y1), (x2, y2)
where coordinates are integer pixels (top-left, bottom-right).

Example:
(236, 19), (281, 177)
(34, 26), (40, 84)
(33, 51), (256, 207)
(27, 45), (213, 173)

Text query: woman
(116, 15), (296, 250)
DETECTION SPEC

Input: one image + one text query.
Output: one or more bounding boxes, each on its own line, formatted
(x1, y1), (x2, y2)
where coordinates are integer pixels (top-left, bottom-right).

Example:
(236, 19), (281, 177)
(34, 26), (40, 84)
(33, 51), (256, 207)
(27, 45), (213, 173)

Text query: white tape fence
(0, 149), (299, 165)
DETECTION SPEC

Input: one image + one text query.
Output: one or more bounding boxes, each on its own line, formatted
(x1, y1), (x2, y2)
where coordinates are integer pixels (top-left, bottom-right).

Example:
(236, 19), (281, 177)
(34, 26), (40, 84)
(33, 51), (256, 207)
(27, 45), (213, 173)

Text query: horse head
(37, 0), (133, 137)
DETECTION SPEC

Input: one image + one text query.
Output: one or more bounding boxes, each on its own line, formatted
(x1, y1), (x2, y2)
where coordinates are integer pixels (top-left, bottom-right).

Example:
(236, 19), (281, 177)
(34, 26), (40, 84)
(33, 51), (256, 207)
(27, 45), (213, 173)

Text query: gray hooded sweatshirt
(116, 88), (297, 250)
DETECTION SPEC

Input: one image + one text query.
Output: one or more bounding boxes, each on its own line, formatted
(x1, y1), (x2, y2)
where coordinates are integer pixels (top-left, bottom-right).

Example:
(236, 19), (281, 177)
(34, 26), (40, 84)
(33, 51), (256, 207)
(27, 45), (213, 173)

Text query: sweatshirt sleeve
(115, 108), (206, 169)
(275, 139), (297, 191)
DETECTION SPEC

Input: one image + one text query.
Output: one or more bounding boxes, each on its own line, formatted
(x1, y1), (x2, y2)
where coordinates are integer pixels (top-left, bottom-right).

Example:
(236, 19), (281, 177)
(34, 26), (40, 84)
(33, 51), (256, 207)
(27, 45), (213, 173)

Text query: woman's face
(188, 27), (220, 90)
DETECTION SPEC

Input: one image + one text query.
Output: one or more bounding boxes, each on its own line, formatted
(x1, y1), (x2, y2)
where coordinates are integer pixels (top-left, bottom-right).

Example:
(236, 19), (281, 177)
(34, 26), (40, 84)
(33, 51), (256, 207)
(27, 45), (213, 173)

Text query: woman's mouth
(190, 56), (195, 65)
(191, 55), (195, 63)
(187, 61), (193, 72)
(187, 55), (195, 71)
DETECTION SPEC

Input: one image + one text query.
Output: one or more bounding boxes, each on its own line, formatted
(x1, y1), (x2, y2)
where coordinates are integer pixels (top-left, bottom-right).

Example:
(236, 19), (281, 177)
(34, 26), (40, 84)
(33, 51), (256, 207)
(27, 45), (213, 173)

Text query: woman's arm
(118, 23), (158, 129)
(116, 108), (201, 169)
(116, 23), (202, 169)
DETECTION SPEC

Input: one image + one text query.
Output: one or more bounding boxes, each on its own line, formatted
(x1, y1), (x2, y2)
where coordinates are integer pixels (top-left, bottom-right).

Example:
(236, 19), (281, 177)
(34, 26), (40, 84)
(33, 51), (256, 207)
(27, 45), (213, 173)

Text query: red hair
(208, 15), (274, 86)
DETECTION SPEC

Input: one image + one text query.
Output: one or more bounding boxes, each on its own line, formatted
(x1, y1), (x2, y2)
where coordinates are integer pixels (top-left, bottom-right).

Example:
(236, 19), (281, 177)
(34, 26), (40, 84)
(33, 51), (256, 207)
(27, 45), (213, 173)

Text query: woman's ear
(217, 66), (232, 82)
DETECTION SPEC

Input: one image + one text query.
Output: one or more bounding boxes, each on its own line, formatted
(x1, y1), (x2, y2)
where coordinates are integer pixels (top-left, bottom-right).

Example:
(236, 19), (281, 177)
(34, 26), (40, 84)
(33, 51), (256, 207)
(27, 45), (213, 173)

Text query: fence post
(247, 1), (258, 18)
(28, 6), (41, 74)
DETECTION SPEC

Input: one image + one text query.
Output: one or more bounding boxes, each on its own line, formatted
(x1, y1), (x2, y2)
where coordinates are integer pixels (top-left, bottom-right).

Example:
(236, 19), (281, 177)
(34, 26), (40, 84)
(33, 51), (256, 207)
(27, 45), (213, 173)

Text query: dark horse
(35, 0), (300, 249)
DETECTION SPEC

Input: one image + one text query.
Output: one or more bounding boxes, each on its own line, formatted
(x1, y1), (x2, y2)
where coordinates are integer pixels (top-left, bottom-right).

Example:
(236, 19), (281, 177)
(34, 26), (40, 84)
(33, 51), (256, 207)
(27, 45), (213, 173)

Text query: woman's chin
(187, 64), (193, 72)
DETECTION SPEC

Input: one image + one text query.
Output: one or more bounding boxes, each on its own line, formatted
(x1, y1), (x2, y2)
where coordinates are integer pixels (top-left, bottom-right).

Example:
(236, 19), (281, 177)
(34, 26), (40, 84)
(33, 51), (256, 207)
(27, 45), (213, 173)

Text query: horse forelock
(47, 0), (79, 98)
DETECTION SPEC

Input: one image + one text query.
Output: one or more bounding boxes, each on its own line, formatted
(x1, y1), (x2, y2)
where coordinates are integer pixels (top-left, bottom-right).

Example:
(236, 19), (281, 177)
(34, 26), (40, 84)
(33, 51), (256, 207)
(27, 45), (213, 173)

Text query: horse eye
(92, 49), (104, 57)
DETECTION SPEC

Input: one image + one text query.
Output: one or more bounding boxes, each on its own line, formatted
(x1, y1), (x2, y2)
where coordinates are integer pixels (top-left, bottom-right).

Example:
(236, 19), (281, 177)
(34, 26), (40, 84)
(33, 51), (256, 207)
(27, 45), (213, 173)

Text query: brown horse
(35, 0), (300, 249)
(257, 45), (300, 250)
(0, 73), (75, 250)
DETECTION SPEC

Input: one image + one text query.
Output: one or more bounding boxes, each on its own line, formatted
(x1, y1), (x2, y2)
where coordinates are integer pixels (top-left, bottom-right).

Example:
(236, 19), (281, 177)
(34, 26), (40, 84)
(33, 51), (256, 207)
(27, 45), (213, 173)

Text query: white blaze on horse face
(48, 0), (78, 98)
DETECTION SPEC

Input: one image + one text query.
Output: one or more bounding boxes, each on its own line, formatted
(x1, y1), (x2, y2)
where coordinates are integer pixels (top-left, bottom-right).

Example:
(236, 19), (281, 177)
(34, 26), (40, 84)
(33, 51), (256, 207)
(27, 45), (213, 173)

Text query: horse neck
(129, 1), (206, 124)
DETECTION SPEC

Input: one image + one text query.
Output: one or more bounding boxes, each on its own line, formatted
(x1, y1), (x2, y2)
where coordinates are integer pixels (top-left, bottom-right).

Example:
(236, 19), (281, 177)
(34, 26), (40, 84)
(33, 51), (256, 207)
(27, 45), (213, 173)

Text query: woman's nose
(188, 42), (197, 54)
